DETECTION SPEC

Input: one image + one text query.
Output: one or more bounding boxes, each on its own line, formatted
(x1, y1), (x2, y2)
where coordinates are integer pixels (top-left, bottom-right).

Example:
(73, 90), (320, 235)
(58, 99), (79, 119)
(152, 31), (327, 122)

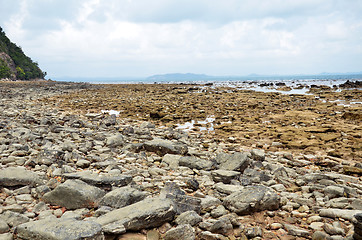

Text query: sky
(0, 0), (362, 79)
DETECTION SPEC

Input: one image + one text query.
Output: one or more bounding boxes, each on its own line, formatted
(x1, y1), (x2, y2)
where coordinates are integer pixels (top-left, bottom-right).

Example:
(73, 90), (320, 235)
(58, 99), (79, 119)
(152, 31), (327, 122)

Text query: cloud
(1, 0), (362, 77)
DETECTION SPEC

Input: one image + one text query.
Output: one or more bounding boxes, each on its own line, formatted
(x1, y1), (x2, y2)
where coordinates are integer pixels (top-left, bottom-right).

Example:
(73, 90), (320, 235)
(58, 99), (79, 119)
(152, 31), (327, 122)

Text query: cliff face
(0, 26), (45, 80)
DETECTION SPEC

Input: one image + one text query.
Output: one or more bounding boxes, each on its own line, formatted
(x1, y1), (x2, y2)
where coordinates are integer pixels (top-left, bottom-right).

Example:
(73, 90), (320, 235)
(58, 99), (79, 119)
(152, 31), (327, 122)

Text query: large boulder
(143, 139), (188, 156)
(216, 152), (250, 172)
(99, 186), (148, 209)
(42, 179), (105, 209)
(95, 198), (176, 233)
(16, 218), (103, 240)
(0, 167), (42, 187)
(223, 185), (280, 215)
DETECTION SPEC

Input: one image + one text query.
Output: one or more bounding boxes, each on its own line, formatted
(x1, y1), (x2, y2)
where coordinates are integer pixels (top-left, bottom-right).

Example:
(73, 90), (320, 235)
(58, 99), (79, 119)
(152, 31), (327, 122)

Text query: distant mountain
(0, 26), (45, 80)
(147, 73), (213, 81)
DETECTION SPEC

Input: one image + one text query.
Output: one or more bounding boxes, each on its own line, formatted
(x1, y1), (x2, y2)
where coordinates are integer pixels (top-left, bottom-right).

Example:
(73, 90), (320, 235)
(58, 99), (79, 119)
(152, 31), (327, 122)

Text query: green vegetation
(0, 26), (45, 80)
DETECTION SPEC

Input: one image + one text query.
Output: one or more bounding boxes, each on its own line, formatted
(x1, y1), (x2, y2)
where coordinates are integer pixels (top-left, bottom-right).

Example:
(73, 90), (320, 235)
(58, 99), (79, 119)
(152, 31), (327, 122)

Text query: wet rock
(0, 167), (42, 187)
(223, 185), (280, 215)
(96, 198), (176, 232)
(143, 139), (188, 156)
(42, 179), (105, 209)
(16, 218), (103, 240)
(164, 224), (195, 240)
(100, 186), (148, 209)
(216, 152), (250, 172)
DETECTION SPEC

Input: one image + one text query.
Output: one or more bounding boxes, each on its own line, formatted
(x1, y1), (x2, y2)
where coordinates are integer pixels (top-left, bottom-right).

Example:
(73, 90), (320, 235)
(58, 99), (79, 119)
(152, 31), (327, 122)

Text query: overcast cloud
(0, 0), (361, 79)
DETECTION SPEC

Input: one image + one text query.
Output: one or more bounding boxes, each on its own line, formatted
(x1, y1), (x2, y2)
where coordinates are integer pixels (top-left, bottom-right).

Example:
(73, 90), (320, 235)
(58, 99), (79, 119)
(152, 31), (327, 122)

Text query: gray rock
(143, 139), (188, 156)
(319, 208), (362, 221)
(312, 231), (330, 240)
(284, 223), (310, 237)
(211, 170), (239, 183)
(211, 205), (228, 218)
(16, 218), (103, 240)
(0, 219), (9, 234)
(42, 179), (105, 210)
(96, 198), (176, 231)
(353, 213), (362, 240)
(100, 186), (148, 209)
(201, 196), (222, 212)
(179, 156), (214, 170)
(76, 159), (91, 168)
(324, 186), (345, 199)
(223, 185), (280, 215)
(324, 222), (345, 235)
(198, 231), (228, 240)
(162, 154), (182, 169)
(245, 226), (263, 238)
(251, 149), (265, 161)
(214, 183), (244, 195)
(0, 167), (42, 187)
(164, 224), (195, 240)
(0, 211), (29, 227)
(175, 211), (202, 226)
(106, 134), (124, 147)
(208, 217), (233, 235)
(0, 233), (13, 240)
(62, 171), (132, 187)
(216, 152), (250, 172)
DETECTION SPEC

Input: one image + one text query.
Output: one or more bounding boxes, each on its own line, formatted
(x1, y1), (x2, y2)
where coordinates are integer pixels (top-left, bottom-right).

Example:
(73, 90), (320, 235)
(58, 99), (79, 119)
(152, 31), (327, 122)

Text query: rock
(42, 179), (105, 209)
(0, 211), (29, 227)
(211, 170), (240, 183)
(198, 231), (228, 240)
(245, 226), (263, 238)
(214, 183), (244, 195)
(323, 222), (345, 235)
(16, 218), (103, 240)
(312, 231), (330, 240)
(200, 196), (222, 212)
(106, 133), (124, 147)
(216, 152), (250, 172)
(353, 213), (362, 240)
(208, 217), (233, 235)
(164, 224), (195, 240)
(96, 198), (176, 231)
(143, 139), (188, 156)
(324, 186), (345, 199)
(0, 233), (13, 240)
(179, 156), (214, 170)
(0, 167), (42, 187)
(223, 185), (280, 215)
(309, 222), (325, 231)
(76, 159), (91, 168)
(210, 205), (228, 218)
(62, 171), (132, 188)
(162, 154), (182, 169)
(0, 219), (9, 234)
(270, 223), (283, 230)
(175, 211), (202, 226)
(319, 208), (362, 221)
(251, 149), (265, 161)
(284, 223), (310, 237)
(100, 186), (148, 209)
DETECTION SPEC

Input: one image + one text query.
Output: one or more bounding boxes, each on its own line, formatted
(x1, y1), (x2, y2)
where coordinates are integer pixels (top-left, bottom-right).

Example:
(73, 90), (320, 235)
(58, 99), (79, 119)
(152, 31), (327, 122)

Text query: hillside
(0, 26), (45, 80)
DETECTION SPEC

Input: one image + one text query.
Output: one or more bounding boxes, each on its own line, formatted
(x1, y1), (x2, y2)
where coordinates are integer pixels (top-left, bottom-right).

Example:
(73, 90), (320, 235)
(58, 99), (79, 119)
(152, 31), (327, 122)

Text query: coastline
(0, 80), (361, 239)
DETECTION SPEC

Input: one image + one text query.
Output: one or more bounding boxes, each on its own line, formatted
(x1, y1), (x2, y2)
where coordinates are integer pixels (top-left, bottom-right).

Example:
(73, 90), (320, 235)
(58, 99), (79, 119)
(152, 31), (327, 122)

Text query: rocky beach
(0, 80), (361, 240)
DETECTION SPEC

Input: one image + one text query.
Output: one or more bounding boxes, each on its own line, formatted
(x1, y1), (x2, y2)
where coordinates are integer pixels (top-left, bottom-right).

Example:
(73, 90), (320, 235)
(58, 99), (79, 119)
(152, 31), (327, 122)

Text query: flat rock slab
(319, 208), (362, 221)
(63, 171), (132, 188)
(211, 170), (240, 183)
(143, 139), (188, 156)
(179, 156), (214, 170)
(42, 179), (105, 209)
(16, 218), (104, 240)
(216, 152), (250, 172)
(96, 198), (176, 232)
(223, 185), (280, 215)
(100, 186), (148, 209)
(0, 167), (42, 187)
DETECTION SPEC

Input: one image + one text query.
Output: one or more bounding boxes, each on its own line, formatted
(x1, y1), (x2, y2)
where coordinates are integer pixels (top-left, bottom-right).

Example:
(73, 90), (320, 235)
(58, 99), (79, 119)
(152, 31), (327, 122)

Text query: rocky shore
(0, 81), (361, 240)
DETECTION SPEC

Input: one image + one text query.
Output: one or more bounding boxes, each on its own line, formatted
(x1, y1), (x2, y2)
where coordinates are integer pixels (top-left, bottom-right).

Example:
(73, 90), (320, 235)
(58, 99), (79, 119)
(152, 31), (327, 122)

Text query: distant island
(0, 26), (46, 80)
